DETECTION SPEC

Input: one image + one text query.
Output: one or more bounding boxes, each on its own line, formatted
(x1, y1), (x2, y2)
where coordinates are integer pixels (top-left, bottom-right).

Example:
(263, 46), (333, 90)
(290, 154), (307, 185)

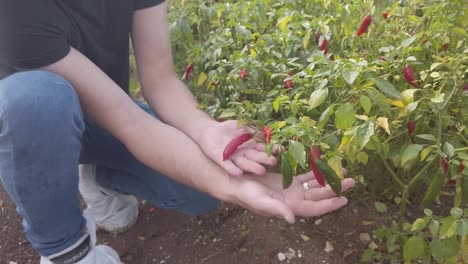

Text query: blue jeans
(0, 70), (219, 256)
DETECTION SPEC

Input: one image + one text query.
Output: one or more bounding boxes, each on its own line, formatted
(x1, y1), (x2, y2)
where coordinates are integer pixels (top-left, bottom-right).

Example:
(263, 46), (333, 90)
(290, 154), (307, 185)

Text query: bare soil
(1, 185), (387, 264)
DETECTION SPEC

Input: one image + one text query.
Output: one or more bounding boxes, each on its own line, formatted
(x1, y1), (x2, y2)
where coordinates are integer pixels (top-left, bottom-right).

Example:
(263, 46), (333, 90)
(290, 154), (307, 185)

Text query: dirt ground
(1, 185), (387, 264)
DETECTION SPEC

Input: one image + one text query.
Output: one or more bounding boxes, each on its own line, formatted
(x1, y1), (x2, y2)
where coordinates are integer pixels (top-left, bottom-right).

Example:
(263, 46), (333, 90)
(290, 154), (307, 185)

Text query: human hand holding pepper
(197, 120), (278, 176)
(227, 171), (355, 224)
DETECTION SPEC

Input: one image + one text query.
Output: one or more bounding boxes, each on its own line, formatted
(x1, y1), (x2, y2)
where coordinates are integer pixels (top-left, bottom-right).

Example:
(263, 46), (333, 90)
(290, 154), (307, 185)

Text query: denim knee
(0, 70), (84, 140)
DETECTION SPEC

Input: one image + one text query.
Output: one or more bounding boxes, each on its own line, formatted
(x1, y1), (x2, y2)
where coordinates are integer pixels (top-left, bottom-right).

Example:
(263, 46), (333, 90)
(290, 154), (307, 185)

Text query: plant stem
(398, 187), (409, 234)
(378, 152), (405, 188)
(407, 158), (437, 190)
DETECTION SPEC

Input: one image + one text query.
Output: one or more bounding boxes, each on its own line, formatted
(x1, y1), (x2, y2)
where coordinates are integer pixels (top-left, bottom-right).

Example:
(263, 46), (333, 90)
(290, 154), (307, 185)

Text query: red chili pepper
(407, 121), (415, 135)
(310, 146), (326, 187)
(288, 71), (294, 76)
(463, 83), (468, 91)
(223, 133), (252, 161)
(460, 163), (465, 172)
(356, 15), (372, 36)
(183, 64), (194, 80)
(319, 38), (328, 52)
(328, 54), (334, 61)
(441, 158), (449, 176)
(240, 69), (248, 80)
(263, 126), (272, 143)
(403, 65), (418, 87)
(379, 56), (387, 61)
(284, 79), (294, 90)
(383, 11), (389, 19)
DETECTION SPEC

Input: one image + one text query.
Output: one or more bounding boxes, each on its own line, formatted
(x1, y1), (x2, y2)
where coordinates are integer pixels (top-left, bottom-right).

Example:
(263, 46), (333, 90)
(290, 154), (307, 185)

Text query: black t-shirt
(0, 0), (164, 93)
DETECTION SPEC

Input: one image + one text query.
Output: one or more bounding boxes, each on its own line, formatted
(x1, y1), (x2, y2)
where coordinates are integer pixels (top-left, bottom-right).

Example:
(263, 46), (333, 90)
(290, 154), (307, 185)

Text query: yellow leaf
(376, 117), (391, 135)
(328, 156), (344, 179)
(338, 136), (351, 152)
(303, 29), (311, 50)
(197, 72), (207, 86)
(278, 16), (292, 32)
(356, 115), (369, 121)
(400, 89), (420, 104)
(250, 48), (257, 59)
(384, 99), (406, 108)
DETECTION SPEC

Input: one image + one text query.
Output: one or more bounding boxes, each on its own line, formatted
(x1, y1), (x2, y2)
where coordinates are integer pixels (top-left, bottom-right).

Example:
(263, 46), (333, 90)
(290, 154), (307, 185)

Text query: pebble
(278, 252), (286, 262)
(9, 262), (18, 264)
(314, 219), (322, 225)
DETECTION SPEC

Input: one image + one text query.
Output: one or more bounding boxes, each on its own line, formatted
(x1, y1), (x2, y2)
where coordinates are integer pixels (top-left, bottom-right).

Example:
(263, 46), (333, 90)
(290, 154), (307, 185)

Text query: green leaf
(458, 219), (468, 236)
(335, 104), (356, 129)
(422, 169), (445, 209)
(281, 155), (293, 189)
(374, 202), (388, 213)
(314, 158), (342, 196)
(273, 97), (281, 113)
(429, 220), (440, 237)
(342, 68), (359, 85)
(439, 216), (458, 239)
(431, 93), (445, 104)
(401, 36), (416, 48)
(308, 88), (328, 110)
(372, 78), (402, 99)
(420, 146), (434, 161)
(318, 104), (335, 129)
(403, 236), (426, 261)
(218, 109), (237, 119)
(450, 208), (463, 218)
(359, 95), (372, 114)
(416, 134), (437, 141)
(357, 152), (369, 165)
(431, 237), (460, 263)
(289, 141), (306, 170)
(443, 142), (455, 158)
(412, 217), (430, 232)
(355, 122), (375, 150)
(401, 144), (424, 167)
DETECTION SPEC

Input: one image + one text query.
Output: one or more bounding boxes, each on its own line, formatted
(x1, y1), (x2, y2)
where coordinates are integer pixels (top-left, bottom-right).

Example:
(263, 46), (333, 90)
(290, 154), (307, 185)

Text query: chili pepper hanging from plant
(403, 65), (419, 87)
(356, 15), (372, 36)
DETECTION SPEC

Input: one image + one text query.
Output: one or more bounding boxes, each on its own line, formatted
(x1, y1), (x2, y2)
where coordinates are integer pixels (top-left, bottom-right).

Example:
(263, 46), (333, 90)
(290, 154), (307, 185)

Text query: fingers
(243, 149), (277, 166)
(232, 156), (267, 175)
(295, 171), (315, 183)
(296, 197), (349, 217)
(258, 194), (296, 224)
(221, 160), (244, 177)
(304, 178), (356, 201)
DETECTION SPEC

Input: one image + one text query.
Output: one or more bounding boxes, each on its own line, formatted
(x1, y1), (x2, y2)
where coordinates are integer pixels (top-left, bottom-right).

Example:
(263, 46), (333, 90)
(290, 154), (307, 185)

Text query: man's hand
(197, 120), (278, 177)
(228, 171), (355, 224)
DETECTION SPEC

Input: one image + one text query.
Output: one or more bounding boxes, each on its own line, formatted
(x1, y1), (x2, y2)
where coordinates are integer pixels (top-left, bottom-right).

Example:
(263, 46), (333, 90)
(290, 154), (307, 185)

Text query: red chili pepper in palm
(263, 126), (272, 143)
(310, 146), (326, 187)
(441, 158), (449, 176)
(403, 65), (418, 87)
(183, 64), (194, 80)
(240, 69), (248, 80)
(383, 11), (389, 19)
(223, 133), (252, 161)
(356, 16), (372, 36)
(319, 38), (328, 53)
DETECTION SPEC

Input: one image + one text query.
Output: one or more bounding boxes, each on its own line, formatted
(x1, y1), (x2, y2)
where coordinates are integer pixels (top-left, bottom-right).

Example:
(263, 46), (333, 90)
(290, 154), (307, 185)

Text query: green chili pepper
(314, 158), (342, 196)
(421, 168), (445, 209)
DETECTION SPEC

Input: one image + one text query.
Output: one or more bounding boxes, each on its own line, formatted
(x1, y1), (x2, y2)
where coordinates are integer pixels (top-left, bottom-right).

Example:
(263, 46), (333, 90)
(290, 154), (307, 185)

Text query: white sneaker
(40, 209), (122, 264)
(79, 164), (139, 233)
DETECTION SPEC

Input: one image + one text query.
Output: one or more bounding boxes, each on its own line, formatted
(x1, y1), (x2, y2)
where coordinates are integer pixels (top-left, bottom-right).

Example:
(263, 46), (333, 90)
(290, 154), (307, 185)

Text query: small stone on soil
(314, 219), (322, 225)
(359, 233), (371, 244)
(324, 241), (334, 253)
(278, 252), (286, 262)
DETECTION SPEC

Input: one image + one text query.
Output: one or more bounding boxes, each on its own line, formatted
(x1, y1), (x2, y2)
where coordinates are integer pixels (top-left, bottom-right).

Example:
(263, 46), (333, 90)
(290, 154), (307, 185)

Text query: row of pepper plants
(166, 0), (468, 262)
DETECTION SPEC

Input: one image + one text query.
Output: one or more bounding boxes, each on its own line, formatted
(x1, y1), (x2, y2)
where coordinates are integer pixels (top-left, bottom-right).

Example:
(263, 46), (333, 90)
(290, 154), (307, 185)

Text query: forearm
(124, 111), (233, 200)
(140, 73), (217, 142)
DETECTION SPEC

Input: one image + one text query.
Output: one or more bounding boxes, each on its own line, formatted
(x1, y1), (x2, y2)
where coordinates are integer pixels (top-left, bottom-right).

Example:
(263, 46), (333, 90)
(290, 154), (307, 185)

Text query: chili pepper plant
(166, 0), (468, 262)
